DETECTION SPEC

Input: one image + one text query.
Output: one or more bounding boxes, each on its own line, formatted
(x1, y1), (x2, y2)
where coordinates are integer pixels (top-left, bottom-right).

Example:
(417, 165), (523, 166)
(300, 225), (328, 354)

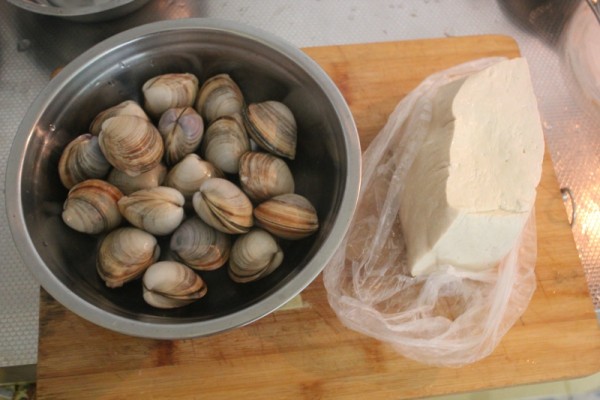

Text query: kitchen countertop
(32, 36), (600, 400)
(1, 0), (599, 377)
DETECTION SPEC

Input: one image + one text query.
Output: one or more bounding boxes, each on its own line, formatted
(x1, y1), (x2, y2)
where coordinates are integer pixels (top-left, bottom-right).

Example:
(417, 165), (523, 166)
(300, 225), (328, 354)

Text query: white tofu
(400, 58), (544, 276)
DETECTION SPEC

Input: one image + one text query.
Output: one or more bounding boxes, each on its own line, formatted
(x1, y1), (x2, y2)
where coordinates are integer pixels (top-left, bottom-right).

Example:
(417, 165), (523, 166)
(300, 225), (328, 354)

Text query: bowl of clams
(5, 19), (360, 338)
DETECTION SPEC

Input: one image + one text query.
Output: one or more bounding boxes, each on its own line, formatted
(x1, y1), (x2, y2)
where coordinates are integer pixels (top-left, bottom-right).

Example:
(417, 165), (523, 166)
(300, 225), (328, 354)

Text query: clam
(164, 154), (223, 207)
(242, 101), (297, 160)
(142, 261), (207, 309)
(158, 107), (204, 166)
(195, 73), (244, 124)
(238, 151), (294, 202)
(58, 133), (111, 189)
(142, 73), (199, 118)
(118, 186), (185, 236)
(254, 193), (319, 240)
(98, 115), (164, 177)
(97, 227), (160, 288)
(228, 229), (284, 283)
(170, 216), (231, 271)
(89, 100), (149, 136)
(201, 115), (250, 174)
(107, 163), (167, 195)
(192, 177), (253, 234)
(62, 179), (123, 234)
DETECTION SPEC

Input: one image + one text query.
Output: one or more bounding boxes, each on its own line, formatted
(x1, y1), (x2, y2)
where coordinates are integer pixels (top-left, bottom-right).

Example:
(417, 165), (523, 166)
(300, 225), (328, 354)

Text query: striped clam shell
(89, 100), (149, 136)
(164, 154), (223, 208)
(253, 193), (319, 240)
(238, 151), (294, 202)
(142, 261), (207, 309)
(195, 73), (244, 124)
(61, 179), (123, 235)
(192, 177), (253, 234)
(98, 115), (164, 177)
(118, 186), (185, 236)
(158, 106), (204, 166)
(97, 227), (160, 288)
(228, 228), (283, 283)
(142, 73), (199, 118)
(170, 216), (231, 271)
(58, 133), (111, 189)
(242, 101), (297, 160)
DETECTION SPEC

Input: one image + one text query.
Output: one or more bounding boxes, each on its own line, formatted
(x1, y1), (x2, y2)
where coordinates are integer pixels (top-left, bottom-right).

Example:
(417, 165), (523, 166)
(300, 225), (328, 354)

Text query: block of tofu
(400, 58), (544, 276)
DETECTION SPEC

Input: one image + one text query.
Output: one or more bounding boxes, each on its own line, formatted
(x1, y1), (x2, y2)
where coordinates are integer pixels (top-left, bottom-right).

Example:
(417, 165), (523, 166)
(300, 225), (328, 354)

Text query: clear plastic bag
(323, 57), (538, 367)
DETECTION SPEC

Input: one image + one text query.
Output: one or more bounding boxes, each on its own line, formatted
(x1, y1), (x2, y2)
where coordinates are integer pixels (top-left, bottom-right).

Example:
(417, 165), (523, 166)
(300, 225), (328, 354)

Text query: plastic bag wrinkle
(323, 57), (538, 367)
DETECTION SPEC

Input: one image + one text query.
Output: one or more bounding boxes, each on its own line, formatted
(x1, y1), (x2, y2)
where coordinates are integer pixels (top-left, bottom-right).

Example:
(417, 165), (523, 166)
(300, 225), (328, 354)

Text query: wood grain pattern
(36, 35), (600, 400)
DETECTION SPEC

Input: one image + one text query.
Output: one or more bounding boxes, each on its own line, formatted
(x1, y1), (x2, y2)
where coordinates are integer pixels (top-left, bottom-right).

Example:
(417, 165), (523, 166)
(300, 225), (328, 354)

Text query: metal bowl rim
(6, 0), (142, 17)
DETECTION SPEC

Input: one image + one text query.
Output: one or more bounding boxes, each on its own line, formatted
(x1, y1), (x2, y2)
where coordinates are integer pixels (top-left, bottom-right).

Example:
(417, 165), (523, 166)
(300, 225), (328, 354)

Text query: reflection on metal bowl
(6, 0), (151, 22)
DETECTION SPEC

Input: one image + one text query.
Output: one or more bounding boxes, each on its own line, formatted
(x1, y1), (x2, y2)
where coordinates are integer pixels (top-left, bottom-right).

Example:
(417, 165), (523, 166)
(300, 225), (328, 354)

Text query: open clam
(89, 100), (149, 136)
(238, 151), (294, 202)
(254, 193), (319, 240)
(142, 73), (199, 118)
(97, 227), (160, 288)
(62, 179), (123, 234)
(98, 115), (164, 177)
(118, 186), (185, 236)
(58, 133), (111, 189)
(195, 73), (244, 124)
(192, 177), (253, 234)
(201, 114), (250, 174)
(164, 154), (223, 207)
(142, 261), (207, 309)
(228, 228), (284, 283)
(158, 106), (204, 166)
(107, 163), (167, 195)
(170, 216), (231, 271)
(242, 101), (297, 160)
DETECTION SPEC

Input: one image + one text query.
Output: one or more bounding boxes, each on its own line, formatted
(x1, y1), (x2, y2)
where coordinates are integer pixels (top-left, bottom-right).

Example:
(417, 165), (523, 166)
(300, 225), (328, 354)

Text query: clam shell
(238, 151), (294, 202)
(97, 227), (160, 288)
(170, 216), (231, 271)
(118, 186), (185, 236)
(98, 115), (164, 177)
(142, 73), (199, 118)
(89, 100), (149, 136)
(158, 107), (204, 166)
(164, 154), (223, 207)
(192, 177), (253, 234)
(143, 261), (207, 309)
(254, 193), (319, 240)
(195, 73), (244, 124)
(201, 115), (250, 174)
(62, 179), (123, 234)
(107, 163), (167, 195)
(228, 228), (284, 283)
(58, 133), (111, 189)
(242, 101), (297, 160)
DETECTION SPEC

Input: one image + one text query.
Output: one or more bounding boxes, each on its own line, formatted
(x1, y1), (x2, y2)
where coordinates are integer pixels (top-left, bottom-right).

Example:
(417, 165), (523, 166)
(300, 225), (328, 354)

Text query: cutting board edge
(301, 33), (521, 53)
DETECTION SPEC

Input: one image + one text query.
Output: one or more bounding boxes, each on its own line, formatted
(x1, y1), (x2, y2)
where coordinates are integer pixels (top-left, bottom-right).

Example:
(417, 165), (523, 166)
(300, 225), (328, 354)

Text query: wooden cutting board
(35, 35), (600, 399)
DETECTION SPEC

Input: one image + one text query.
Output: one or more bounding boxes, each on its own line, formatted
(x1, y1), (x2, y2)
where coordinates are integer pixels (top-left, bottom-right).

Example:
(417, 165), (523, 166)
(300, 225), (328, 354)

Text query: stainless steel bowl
(6, 0), (151, 22)
(5, 19), (360, 339)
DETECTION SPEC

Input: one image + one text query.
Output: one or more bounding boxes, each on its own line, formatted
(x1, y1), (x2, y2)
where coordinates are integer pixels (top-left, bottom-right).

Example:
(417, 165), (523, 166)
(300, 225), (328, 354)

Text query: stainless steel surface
(5, 0), (151, 21)
(586, 0), (600, 23)
(1, 0), (599, 372)
(5, 18), (361, 339)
